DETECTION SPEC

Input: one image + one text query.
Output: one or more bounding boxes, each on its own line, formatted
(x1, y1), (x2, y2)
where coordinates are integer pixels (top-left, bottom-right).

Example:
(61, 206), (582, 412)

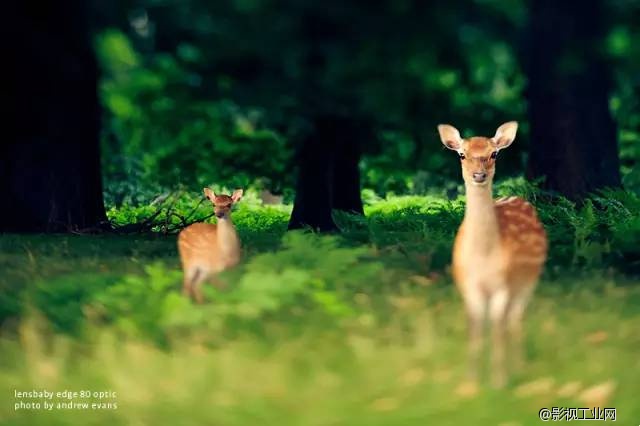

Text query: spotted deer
(437, 122), (548, 388)
(177, 188), (243, 303)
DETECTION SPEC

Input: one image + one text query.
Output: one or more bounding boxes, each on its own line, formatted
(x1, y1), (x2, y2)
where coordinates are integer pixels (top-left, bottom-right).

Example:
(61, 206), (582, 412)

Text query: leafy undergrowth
(1, 185), (640, 424)
(1, 273), (639, 425)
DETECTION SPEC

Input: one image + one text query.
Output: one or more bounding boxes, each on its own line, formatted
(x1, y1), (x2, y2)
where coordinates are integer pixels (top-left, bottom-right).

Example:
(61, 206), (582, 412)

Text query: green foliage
(96, 1), (526, 200)
(2, 187), (640, 424)
(61, 233), (381, 343)
(5, 187), (639, 341)
(533, 189), (640, 272)
(106, 188), (291, 238)
(94, 3), (640, 200)
(92, 1), (640, 201)
(2, 240), (640, 424)
(31, 273), (120, 334)
(93, 263), (182, 342)
(96, 30), (292, 206)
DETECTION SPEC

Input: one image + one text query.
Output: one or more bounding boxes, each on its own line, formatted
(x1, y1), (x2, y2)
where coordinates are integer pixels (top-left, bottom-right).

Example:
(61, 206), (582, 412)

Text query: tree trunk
(525, 0), (621, 200)
(1, 2), (106, 232)
(288, 115), (364, 232)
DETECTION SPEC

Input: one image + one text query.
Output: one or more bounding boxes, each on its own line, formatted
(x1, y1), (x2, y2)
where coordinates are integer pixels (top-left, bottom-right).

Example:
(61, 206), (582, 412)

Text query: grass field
(1, 190), (639, 425)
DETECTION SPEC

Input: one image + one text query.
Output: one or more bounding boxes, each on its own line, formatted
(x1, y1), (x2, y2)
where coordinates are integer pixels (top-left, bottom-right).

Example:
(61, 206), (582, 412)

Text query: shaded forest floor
(1, 189), (640, 425)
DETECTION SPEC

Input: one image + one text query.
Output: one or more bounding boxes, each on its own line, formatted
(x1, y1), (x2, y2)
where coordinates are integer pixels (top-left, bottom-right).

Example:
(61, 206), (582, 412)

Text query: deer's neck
(462, 184), (499, 251)
(217, 217), (240, 259)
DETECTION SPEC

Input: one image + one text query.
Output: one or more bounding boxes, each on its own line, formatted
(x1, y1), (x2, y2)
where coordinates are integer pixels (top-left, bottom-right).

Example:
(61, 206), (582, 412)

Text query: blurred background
(95, 0), (639, 194)
(4, 0), (640, 232)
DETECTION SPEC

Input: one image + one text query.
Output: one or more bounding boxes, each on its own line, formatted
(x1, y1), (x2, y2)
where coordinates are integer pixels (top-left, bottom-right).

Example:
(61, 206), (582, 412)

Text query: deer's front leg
(464, 286), (486, 383)
(489, 288), (509, 388)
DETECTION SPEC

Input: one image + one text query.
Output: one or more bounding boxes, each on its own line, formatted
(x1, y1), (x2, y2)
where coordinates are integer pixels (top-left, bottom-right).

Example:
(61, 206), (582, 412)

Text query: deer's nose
(216, 211), (225, 218)
(472, 172), (487, 183)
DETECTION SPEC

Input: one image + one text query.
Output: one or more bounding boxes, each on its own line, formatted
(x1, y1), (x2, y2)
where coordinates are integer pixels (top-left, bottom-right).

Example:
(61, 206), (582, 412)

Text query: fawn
(177, 188), (243, 303)
(437, 121), (548, 388)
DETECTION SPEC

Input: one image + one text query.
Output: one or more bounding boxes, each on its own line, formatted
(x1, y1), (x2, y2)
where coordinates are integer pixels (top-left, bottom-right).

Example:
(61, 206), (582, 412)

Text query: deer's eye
(490, 151), (498, 159)
(458, 152), (466, 160)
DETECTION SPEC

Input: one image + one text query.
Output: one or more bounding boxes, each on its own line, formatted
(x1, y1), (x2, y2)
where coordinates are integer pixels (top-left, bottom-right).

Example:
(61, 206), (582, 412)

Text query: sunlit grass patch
(1, 276), (639, 425)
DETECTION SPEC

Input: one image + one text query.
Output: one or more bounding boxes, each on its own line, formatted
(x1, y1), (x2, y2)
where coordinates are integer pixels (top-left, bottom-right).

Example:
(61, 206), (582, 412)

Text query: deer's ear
(203, 187), (216, 200)
(231, 189), (244, 203)
(492, 121), (518, 150)
(437, 124), (463, 151)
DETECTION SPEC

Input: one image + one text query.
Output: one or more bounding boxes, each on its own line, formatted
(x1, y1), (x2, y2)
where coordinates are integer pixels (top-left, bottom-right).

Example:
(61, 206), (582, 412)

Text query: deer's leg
(464, 285), (486, 383)
(506, 286), (534, 373)
(192, 270), (210, 304)
(192, 280), (204, 304)
(183, 268), (207, 304)
(182, 267), (200, 298)
(182, 275), (191, 298)
(488, 288), (509, 388)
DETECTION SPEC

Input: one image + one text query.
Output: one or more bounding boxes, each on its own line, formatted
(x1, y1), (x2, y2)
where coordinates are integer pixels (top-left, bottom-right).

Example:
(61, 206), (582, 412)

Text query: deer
(177, 188), (243, 303)
(437, 121), (548, 389)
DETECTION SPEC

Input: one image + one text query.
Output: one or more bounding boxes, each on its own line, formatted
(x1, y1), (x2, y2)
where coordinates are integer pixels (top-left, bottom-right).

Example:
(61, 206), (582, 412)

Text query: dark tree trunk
(525, 0), (621, 199)
(1, 2), (106, 232)
(288, 115), (365, 232)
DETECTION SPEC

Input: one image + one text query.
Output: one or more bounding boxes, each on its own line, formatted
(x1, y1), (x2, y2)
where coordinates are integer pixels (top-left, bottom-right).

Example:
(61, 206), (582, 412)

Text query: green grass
(1, 189), (639, 425)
